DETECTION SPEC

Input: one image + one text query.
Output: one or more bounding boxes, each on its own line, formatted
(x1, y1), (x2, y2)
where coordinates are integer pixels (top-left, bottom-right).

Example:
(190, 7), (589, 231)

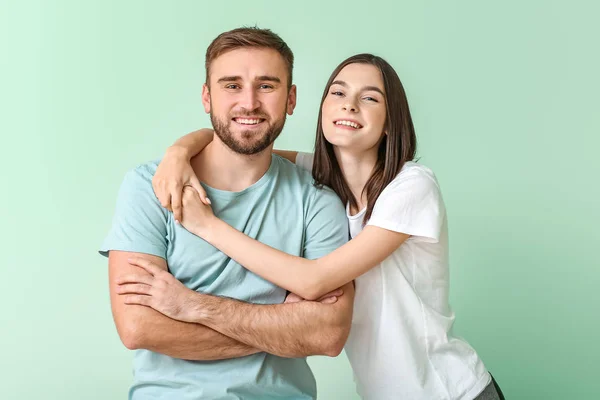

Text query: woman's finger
(190, 176), (210, 205)
(156, 184), (171, 210)
(171, 183), (183, 222)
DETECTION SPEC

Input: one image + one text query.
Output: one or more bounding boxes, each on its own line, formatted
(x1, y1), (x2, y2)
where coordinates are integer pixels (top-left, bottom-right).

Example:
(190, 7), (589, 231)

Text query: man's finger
(319, 296), (338, 304)
(116, 283), (152, 295)
(317, 288), (343, 302)
(284, 293), (304, 304)
(123, 295), (152, 307)
(127, 257), (162, 276)
(116, 274), (153, 286)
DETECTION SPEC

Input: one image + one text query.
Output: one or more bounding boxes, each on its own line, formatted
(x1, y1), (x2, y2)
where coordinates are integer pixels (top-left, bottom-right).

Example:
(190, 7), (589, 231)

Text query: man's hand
(116, 254), (345, 323)
(116, 256), (200, 323)
(285, 288), (344, 304)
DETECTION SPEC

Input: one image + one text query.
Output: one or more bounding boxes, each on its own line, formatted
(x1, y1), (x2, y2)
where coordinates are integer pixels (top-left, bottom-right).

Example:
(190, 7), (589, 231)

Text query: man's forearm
(110, 251), (258, 361)
(187, 283), (354, 358)
(123, 305), (259, 360)
(114, 254), (352, 359)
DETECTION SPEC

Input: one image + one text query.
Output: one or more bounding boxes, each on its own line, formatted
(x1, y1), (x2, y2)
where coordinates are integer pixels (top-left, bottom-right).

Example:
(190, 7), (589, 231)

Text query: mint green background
(1, 1), (598, 399)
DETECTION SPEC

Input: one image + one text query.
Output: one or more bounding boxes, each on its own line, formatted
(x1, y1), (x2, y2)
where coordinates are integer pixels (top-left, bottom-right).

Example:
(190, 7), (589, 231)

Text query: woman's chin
(323, 132), (356, 148)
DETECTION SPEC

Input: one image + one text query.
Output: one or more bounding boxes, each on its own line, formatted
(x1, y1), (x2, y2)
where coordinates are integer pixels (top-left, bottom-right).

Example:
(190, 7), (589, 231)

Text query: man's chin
(212, 116), (284, 156)
(230, 140), (272, 155)
(229, 121), (273, 135)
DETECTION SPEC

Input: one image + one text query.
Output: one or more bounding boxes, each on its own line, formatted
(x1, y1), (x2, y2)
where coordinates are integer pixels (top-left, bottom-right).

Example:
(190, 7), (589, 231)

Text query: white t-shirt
(296, 152), (491, 400)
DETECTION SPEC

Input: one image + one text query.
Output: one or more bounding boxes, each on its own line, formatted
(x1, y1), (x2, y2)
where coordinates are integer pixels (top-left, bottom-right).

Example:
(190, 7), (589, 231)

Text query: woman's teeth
(335, 120), (361, 129)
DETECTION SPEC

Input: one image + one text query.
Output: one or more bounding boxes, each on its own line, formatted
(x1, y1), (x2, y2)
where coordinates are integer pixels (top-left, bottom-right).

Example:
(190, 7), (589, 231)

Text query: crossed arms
(108, 250), (354, 360)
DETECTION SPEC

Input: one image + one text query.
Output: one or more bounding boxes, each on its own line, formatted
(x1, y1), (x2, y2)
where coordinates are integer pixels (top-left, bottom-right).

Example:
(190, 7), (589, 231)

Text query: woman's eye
(331, 91), (344, 96)
(363, 96), (378, 102)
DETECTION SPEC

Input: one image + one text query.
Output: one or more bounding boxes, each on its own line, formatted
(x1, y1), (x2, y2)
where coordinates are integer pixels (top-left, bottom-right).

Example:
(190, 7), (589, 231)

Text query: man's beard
(210, 110), (286, 155)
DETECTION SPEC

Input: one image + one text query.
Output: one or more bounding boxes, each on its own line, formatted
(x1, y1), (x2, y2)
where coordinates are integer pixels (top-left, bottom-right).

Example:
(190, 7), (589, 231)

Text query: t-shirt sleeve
(99, 165), (169, 259)
(303, 186), (348, 260)
(367, 167), (446, 243)
(295, 152), (314, 172)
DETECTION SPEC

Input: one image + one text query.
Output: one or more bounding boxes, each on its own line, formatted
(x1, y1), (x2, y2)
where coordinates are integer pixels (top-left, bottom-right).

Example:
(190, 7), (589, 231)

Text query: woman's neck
(334, 147), (378, 213)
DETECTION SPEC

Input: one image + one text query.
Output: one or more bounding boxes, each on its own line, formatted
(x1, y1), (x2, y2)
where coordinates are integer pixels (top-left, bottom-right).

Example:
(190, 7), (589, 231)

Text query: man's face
(202, 48), (296, 155)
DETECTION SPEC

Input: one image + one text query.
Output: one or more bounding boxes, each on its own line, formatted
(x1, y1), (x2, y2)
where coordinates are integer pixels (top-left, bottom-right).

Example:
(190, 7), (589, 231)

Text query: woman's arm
(169, 128), (215, 160)
(273, 150), (298, 164)
(153, 129), (215, 220)
(181, 188), (409, 300)
(154, 129), (303, 219)
(167, 129), (297, 162)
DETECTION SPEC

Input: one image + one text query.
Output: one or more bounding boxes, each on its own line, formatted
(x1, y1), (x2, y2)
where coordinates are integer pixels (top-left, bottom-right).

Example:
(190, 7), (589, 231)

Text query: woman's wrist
(166, 144), (192, 161)
(191, 214), (220, 242)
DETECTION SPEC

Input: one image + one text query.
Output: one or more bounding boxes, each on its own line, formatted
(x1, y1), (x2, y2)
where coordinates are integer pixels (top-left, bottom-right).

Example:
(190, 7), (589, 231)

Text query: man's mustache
(230, 110), (268, 119)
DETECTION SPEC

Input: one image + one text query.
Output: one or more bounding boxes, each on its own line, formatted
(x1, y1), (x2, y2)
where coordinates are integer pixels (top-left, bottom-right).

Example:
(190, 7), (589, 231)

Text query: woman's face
(321, 63), (387, 153)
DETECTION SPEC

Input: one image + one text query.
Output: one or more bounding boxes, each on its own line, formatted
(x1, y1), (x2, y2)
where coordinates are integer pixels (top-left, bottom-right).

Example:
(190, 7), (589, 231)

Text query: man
(99, 27), (354, 399)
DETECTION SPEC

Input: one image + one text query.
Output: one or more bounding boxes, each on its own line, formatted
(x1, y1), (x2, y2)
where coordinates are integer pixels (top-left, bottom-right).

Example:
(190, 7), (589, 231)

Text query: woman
(151, 54), (504, 400)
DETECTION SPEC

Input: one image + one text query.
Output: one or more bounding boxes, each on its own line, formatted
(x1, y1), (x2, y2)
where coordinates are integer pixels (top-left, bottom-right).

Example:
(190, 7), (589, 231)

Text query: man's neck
(191, 137), (273, 192)
(334, 146), (379, 211)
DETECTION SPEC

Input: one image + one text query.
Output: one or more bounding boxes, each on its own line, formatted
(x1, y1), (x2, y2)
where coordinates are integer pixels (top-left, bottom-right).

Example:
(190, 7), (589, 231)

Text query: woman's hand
(179, 186), (217, 238)
(153, 146), (211, 222)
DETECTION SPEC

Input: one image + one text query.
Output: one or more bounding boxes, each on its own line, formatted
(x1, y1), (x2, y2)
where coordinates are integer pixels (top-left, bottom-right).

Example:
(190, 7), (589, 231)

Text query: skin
(321, 63), (388, 212)
(203, 47), (296, 157)
(109, 47), (354, 360)
(148, 63), (411, 301)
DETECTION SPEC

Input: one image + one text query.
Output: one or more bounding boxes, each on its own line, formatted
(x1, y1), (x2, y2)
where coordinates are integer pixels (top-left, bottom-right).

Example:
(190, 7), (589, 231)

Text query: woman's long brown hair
(313, 54), (417, 223)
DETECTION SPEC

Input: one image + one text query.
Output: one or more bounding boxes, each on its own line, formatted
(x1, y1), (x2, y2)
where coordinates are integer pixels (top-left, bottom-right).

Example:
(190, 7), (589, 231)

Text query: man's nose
(239, 88), (261, 111)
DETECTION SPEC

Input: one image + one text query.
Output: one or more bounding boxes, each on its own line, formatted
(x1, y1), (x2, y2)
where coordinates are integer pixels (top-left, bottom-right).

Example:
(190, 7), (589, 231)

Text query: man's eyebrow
(216, 76), (282, 84)
(255, 75), (281, 83)
(217, 76), (241, 83)
(331, 80), (385, 96)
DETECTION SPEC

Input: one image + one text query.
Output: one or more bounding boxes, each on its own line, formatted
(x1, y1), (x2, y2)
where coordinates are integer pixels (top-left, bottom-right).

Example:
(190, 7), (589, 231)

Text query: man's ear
(202, 83), (211, 113)
(286, 84), (297, 116)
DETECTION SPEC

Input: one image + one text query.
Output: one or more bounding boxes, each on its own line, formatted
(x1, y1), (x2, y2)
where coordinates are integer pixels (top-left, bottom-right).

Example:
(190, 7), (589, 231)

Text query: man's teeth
(236, 118), (261, 125)
(335, 120), (361, 129)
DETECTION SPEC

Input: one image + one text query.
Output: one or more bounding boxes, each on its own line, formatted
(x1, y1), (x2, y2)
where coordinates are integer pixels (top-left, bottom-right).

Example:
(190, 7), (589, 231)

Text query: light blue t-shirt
(100, 154), (348, 400)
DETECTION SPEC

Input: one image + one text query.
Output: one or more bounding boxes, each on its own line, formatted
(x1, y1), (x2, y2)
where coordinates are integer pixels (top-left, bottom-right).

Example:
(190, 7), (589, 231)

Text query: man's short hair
(205, 27), (294, 88)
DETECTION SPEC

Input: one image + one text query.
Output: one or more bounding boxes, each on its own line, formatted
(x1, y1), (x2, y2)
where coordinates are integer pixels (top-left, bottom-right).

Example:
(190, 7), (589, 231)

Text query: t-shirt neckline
(200, 155), (277, 200)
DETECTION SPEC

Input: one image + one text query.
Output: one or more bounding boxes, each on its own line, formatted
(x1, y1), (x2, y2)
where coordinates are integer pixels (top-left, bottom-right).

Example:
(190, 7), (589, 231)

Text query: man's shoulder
(121, 159), (161, 188)
(272, 155), (341, 202)
(272, 154), (313, 184)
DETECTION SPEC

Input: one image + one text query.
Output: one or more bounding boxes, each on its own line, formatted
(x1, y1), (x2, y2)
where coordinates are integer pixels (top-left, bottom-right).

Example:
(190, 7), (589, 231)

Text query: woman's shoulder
(389, 161), (439, 188)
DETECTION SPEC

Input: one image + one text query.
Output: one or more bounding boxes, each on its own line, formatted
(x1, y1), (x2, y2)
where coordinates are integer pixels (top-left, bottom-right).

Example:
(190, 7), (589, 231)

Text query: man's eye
(225, 84), (240, 89)
(259, 84), (274, 90)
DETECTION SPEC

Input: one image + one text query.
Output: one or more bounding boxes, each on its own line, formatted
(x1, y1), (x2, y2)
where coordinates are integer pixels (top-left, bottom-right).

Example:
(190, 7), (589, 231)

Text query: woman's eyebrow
(331, 80), (384, 96)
